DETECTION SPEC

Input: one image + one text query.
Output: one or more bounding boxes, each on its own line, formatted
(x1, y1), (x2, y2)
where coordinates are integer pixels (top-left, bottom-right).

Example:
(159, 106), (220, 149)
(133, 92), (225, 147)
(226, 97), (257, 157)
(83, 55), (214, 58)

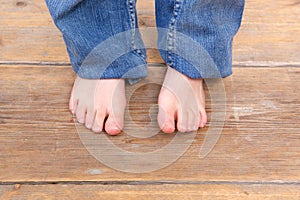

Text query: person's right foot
(69, 76), (126, 135)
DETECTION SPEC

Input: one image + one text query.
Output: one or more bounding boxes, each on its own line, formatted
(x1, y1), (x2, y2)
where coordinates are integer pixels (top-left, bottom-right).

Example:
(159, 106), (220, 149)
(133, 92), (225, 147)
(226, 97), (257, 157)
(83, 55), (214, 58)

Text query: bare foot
(69, 76), (126, 135)
(158, 67), (207, 133)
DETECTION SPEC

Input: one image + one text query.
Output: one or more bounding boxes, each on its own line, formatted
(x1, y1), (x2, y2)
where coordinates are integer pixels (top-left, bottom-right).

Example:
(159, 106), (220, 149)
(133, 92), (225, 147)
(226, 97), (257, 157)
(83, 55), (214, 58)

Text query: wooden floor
(1, 0), (300, 199)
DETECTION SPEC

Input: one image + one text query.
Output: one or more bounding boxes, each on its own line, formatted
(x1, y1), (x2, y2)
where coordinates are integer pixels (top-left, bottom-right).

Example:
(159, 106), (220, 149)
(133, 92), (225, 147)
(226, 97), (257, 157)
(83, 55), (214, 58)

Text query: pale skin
(69, 66), (207, 135)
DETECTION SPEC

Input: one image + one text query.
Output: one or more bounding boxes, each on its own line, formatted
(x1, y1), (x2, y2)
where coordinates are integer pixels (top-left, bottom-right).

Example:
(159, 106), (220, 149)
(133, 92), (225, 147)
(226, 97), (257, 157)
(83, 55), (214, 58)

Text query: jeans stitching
(127, 0), (146, 60)
(166, 0), (184, 66)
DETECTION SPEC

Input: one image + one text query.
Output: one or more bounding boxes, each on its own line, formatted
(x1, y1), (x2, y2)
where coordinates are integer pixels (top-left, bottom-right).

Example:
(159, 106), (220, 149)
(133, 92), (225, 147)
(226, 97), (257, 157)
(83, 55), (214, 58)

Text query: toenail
(107, 128), (121, 135)
(112, 127), (120, 131)
(93, 127), (101, 132)
(163, 126), (175, 134)
(179, 127), (187, 132)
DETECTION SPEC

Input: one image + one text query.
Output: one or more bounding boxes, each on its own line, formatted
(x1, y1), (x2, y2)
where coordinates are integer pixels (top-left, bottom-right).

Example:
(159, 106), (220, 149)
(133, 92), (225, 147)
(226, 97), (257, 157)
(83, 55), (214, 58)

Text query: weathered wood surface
(0, 65), (299, 182)
(1, 184), (300, 199)
(0, 0), (299, 65)
(1, 0), (300, 198)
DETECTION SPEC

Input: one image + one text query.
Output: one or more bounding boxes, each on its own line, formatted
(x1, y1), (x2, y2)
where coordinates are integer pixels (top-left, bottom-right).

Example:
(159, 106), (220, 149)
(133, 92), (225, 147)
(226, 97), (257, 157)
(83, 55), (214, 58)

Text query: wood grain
(0, 65), (299, 182)
(0, 0), (299, 65)
(1, 0), (300, 197)
(1, 184), (300, 199)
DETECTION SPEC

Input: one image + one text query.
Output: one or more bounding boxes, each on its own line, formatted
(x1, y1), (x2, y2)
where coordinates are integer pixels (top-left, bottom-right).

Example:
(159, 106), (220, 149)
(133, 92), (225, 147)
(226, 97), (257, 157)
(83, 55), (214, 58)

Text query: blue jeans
(46, 0), (245, 80)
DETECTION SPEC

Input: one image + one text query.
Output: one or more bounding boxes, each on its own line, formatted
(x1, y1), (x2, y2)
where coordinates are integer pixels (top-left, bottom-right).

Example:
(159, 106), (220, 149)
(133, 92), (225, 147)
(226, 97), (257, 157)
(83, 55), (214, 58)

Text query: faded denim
(46, 0), (245, 79)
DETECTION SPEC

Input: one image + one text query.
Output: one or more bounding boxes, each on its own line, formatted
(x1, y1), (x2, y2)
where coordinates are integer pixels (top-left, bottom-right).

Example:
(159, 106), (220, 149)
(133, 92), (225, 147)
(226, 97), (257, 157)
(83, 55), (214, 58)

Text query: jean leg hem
(76, 50), (148, 79)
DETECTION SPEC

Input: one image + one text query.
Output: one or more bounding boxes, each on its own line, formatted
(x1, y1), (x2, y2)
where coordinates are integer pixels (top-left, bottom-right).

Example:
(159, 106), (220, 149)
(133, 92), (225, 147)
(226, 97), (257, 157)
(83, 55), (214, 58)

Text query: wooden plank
(0, 0), (299, 65)
(0, 65), (299, 182)
(1, 184), (300, 199)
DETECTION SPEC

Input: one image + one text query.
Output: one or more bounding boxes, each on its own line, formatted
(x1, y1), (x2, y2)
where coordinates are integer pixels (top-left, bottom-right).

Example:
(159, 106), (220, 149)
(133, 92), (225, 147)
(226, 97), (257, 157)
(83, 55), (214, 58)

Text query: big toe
(158, 107), (175, 134)
(105, 113), (124, 135)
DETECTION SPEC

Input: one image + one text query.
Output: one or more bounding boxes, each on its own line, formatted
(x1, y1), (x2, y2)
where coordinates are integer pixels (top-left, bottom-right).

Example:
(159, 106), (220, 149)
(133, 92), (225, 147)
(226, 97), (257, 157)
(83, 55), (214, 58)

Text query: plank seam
(1, 181), (300, 186)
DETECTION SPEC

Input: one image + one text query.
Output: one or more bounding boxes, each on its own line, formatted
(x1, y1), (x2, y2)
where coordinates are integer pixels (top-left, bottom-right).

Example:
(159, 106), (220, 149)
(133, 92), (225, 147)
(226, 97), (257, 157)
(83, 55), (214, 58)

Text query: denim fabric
(156, 0), (245, 78)
(46, 0), (244, 79)
(46, 0), (147, 79)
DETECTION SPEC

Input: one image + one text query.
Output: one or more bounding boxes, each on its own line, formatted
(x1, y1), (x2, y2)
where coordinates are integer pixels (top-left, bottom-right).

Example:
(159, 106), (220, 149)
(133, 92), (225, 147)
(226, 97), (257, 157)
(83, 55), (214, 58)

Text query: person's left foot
(157, 66), (207, 133)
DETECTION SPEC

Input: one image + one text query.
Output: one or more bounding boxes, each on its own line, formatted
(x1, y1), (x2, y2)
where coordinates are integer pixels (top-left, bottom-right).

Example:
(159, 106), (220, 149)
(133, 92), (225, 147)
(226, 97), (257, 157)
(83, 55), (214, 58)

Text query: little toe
(199, 107), (207, 128)
(69, 89), (75, 113)
(69, 98), (78, 115)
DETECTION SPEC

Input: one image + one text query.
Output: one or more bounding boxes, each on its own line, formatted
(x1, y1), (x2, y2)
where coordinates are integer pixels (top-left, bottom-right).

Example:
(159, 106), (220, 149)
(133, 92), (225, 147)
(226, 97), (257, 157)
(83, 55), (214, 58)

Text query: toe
(162, 118), (176, 134)
(105, 111), (124, 136)
(92, 110), (106, 133)
(177, 110), (189, 133)
(157, 106), (175, 133)
(158, 106), (175, 134)
(69, 88), (75, 113)
(85, 108), (95, 129)
(188, 111), (200, 132)
(69, 96), (78, 115)
(76, 103), (86, 124)
(199, 107), (207, 128)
